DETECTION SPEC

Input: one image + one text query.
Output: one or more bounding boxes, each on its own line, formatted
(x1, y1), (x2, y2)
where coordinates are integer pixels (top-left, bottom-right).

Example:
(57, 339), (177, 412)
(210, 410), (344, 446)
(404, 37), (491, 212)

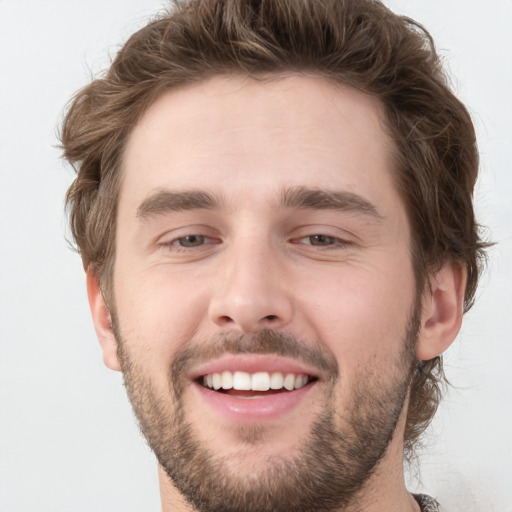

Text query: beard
(113, 309), (419, 512)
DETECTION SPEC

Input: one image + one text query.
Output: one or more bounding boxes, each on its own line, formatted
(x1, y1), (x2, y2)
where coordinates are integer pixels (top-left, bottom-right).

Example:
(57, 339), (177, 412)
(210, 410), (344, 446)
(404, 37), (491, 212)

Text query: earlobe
(416, 261), (467, 362)
(86, 269), (121, 372)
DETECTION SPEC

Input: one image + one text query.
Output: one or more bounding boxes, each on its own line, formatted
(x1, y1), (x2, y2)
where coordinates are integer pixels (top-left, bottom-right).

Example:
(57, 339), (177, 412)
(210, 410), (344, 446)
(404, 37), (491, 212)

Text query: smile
(190, 355), (320, 421)
(201, 371), (312, 392)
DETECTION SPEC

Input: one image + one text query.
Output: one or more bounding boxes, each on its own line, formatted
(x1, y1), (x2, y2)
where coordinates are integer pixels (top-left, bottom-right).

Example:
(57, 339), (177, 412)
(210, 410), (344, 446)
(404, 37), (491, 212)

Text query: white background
(0, 1), (510, 511)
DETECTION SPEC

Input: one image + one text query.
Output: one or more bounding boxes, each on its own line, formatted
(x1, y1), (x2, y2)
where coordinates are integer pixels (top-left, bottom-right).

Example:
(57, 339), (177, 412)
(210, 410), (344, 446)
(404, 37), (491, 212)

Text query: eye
(290, 232), (352, 252)
(305, 234), (338, 246)
(295, 234), (346, 247)
(173, 235), (207, 248)
(157, 231), (221, 260)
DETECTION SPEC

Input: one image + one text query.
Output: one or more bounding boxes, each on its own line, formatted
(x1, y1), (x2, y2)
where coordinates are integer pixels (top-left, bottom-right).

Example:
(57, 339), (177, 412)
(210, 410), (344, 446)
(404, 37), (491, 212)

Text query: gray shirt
(414, 494), (441, 512)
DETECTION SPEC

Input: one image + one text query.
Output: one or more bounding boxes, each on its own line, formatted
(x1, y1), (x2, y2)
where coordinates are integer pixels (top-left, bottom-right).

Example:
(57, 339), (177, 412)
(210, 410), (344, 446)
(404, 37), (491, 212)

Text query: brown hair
(61, 0), (488, 455)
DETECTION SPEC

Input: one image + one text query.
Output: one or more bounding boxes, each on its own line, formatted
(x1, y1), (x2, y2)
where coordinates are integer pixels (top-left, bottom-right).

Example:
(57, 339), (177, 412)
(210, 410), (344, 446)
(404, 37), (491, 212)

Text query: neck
(339, 423), (420, 512)
(158, 465), (195, 512)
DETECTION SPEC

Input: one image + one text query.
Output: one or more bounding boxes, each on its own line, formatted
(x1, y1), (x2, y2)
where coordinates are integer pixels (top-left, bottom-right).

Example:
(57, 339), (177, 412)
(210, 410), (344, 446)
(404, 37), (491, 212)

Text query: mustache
(170, 330), (339, 390)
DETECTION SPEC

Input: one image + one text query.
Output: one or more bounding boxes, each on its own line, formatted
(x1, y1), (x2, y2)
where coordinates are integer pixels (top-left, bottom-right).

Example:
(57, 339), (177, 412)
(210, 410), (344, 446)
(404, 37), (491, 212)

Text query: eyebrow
(279, 187), (383, 219)
(137, 190), (221, 219)
(136, 187), (383, 220)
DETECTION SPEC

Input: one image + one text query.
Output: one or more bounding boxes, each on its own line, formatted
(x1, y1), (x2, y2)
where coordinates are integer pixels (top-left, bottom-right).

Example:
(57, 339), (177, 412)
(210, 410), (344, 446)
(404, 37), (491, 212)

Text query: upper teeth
(202, 371), (309, 391)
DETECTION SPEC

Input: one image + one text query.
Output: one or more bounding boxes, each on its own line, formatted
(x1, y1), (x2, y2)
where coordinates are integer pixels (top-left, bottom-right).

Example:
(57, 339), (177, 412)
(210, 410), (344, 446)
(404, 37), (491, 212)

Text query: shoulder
(414, 494), (443, 512)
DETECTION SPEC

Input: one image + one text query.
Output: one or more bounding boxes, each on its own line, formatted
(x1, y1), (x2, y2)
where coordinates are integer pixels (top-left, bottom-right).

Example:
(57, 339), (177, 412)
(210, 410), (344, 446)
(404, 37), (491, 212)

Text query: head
(61, 0), (487, 509)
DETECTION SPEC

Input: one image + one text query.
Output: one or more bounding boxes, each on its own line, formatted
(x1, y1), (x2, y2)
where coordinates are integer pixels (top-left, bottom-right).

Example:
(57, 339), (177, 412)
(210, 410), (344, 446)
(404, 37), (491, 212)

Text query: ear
(416, 260), (467, 361)
(86, 269), (121, 372)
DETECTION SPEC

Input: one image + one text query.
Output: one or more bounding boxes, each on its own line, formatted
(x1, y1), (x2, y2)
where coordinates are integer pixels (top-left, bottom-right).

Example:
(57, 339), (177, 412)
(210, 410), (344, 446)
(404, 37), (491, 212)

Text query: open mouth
(198, 371), (317, 397)
(191, 358), (321, 420)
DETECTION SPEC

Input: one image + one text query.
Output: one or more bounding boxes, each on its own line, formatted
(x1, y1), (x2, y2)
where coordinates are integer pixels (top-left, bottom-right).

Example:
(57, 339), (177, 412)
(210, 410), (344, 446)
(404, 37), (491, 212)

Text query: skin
(87, 75), (466, 511)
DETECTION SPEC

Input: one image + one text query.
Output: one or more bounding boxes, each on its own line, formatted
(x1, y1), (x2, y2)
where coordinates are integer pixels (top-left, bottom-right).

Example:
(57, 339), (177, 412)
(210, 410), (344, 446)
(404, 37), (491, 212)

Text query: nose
(208, 240), (294, 333)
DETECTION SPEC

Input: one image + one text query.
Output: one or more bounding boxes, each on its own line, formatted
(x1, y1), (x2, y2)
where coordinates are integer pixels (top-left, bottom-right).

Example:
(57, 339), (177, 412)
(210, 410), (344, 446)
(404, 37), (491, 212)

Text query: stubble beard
(114, 311), (419, 512)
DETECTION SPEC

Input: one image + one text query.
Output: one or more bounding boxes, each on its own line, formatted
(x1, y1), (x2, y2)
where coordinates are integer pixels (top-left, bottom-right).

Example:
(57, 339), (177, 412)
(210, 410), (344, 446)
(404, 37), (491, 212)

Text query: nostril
(264, 315), (278, 321)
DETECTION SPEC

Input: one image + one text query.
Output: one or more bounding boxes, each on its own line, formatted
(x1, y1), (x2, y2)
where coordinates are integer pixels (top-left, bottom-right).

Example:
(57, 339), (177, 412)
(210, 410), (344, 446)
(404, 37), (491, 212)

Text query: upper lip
(188, 354), (321, 381)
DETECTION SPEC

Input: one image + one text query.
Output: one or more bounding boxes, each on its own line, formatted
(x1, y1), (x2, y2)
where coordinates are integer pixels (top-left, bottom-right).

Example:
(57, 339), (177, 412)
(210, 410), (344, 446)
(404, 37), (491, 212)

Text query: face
(111, 75), (419, 511)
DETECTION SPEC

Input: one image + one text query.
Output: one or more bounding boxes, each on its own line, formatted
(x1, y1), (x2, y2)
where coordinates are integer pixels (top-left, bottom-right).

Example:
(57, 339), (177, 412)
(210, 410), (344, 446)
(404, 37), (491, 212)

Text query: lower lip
(192, 381), (316, 422)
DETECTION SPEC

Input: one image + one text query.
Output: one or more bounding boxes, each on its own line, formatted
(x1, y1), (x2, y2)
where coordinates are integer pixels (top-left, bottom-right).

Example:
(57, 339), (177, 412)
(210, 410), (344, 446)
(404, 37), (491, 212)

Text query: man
(60, 0), (487, 510)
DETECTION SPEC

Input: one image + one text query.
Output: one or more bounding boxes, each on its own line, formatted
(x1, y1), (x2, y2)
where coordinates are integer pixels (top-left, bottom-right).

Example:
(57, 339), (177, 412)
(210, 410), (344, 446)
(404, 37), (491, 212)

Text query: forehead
(121, 74), (398, 215)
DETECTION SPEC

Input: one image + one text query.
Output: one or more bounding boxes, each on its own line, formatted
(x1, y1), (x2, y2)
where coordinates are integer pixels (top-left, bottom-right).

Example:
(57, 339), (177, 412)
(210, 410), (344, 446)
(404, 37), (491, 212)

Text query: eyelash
(294, 234), (350, 248)
(165, 234), (218, 250)
(162, 233), (350, 253)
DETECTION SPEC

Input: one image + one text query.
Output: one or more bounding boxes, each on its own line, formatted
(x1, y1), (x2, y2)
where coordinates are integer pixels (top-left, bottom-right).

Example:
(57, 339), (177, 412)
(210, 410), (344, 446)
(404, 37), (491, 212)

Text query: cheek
(112, 262), (211, 369)
(295, 255), (416, 373)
